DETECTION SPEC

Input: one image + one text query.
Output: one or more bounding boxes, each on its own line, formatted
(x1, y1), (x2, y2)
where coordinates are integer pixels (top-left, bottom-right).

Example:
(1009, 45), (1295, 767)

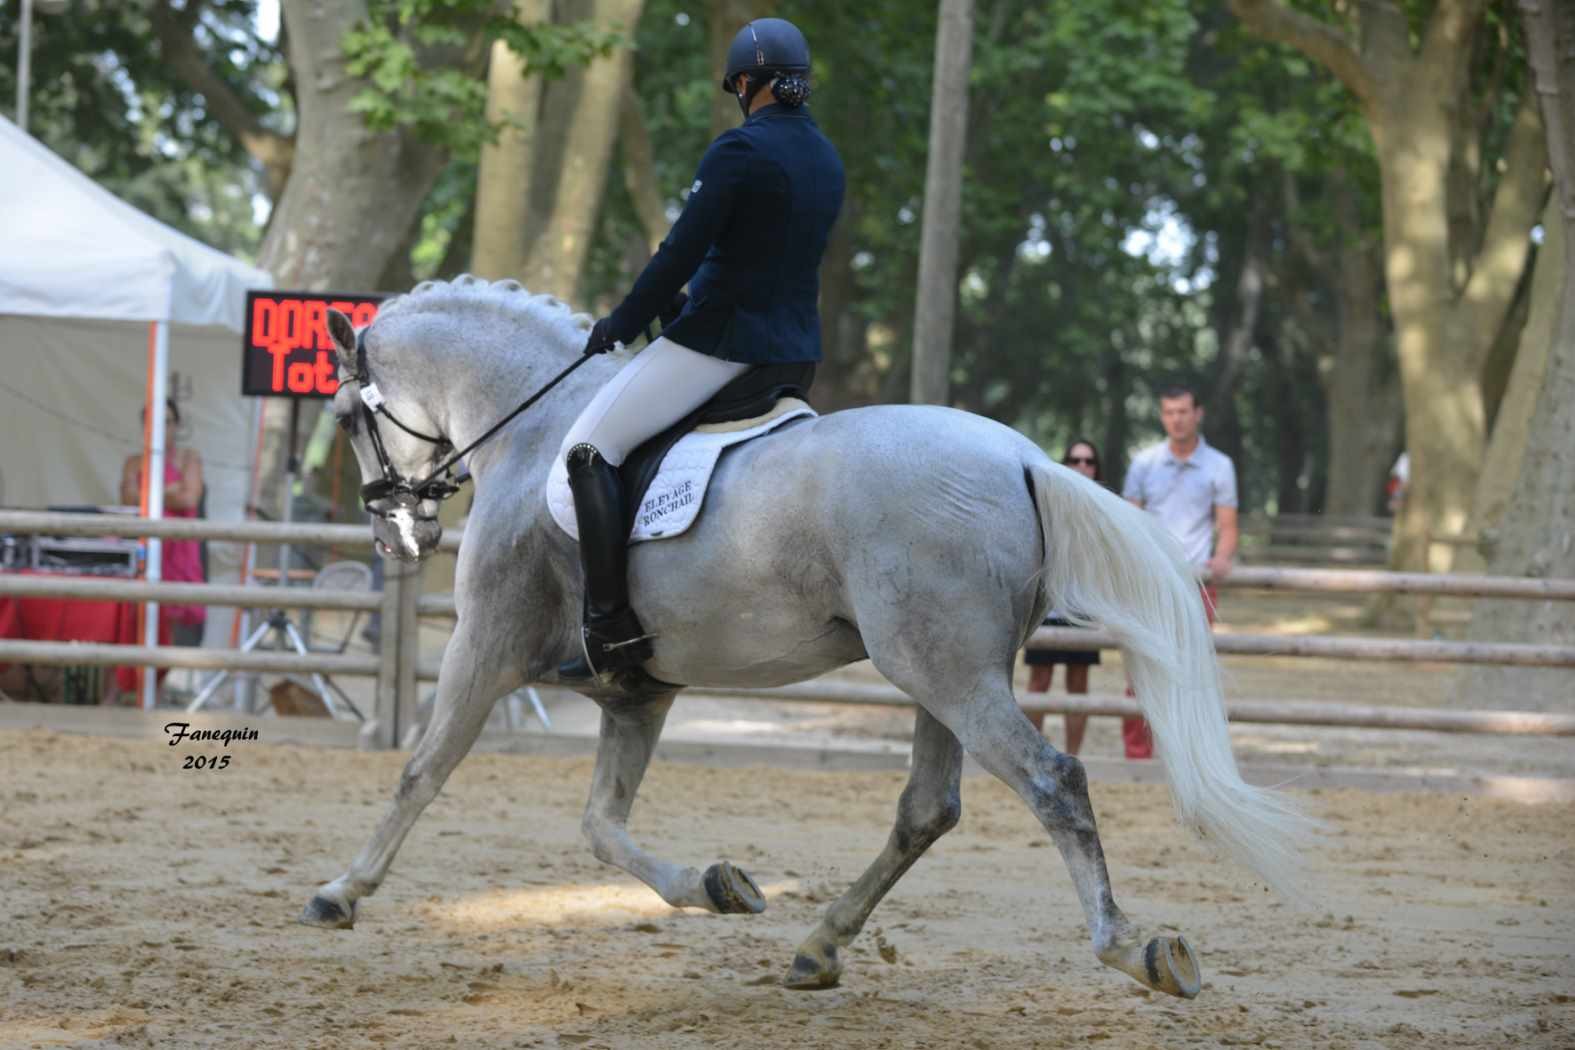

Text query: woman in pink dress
(120, 399), (206, 646)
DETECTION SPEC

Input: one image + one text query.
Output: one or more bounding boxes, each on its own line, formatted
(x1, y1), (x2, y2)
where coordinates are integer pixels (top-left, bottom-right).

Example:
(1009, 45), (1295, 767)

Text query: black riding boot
(557, 443), (656, 685)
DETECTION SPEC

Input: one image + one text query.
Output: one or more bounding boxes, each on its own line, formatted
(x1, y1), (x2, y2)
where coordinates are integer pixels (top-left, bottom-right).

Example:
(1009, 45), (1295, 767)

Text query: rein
(351, 327), (595, 514)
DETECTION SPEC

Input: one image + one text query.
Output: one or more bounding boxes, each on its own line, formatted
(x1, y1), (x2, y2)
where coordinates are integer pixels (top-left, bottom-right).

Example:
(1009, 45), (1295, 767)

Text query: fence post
(363, 558), (414, 751)
(396, 559), (421, 749)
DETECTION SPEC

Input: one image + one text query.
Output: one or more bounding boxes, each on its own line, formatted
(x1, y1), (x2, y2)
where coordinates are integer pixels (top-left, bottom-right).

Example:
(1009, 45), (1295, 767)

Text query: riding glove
(583, 318), (619, 356)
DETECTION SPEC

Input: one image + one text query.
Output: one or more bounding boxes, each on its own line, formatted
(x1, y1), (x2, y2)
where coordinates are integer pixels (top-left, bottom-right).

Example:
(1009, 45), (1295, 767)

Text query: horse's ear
(325, 308), (358, 371)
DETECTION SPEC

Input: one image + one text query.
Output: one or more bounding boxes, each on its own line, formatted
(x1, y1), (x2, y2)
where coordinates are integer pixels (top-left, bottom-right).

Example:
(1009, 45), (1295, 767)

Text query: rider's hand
(658, 291), (689, 329)
(583, 318), (619, 356)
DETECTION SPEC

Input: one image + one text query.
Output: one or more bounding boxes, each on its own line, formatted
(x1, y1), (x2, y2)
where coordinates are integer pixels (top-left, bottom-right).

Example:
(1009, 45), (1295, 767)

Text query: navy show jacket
(606, 103), (846, 365)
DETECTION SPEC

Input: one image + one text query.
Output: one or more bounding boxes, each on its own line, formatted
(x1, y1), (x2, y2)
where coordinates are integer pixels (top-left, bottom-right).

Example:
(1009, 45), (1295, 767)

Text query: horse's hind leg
(298, 627), (512, 930)
(581, 696), (766, 914)
(783, 707), (964, 990)
(938, 674), (1201, 998)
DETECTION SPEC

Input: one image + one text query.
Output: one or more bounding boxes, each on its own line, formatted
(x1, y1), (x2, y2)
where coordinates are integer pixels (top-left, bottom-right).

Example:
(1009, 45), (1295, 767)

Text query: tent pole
(141, 319), (169, 710)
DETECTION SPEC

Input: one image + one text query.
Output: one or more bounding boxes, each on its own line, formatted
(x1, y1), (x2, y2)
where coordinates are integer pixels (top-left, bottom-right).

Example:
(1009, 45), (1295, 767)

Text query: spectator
(1120, 384), (1237, 759)
(1025, 439), (1105, 755)
(120, 398), (207, 646)
(1387, 451), (1409, 514)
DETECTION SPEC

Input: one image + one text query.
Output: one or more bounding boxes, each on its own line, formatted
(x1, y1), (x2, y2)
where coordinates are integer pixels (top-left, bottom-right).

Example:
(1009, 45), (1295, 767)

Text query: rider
(557, 17), (846, 687)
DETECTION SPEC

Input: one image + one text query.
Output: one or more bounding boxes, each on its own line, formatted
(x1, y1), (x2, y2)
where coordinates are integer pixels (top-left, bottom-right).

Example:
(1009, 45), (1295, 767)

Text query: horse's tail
(1025, 460), (1312, 898)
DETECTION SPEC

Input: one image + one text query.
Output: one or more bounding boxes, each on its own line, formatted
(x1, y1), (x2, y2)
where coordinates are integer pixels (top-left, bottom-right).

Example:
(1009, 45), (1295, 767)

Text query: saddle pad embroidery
(547, 402), (815, 543)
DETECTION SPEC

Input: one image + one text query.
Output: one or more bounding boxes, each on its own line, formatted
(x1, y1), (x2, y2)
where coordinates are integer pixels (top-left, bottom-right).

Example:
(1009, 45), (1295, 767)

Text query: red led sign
(242, 290), (387, 398)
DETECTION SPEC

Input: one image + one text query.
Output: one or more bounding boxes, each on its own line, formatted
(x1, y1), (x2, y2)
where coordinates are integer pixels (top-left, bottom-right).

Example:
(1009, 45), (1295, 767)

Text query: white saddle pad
(548, 398), (814, 544)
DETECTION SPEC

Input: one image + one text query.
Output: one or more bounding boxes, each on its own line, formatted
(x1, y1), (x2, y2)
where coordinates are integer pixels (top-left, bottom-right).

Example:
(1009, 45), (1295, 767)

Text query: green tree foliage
(0, 0), (281, 257)
(342, 0), (620, 158)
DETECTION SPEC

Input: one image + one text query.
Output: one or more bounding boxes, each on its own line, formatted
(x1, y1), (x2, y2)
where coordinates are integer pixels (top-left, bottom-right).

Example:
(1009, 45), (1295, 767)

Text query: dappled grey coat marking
(301, 277), (1311, 1000)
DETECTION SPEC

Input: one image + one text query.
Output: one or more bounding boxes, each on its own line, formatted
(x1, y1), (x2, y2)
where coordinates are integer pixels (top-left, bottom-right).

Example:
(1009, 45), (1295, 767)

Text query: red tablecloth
(0, 571), (172, 692)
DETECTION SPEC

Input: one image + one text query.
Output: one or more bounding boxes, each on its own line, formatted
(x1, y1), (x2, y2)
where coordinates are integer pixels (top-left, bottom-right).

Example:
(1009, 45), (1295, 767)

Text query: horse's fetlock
(580, 815), (621, 864)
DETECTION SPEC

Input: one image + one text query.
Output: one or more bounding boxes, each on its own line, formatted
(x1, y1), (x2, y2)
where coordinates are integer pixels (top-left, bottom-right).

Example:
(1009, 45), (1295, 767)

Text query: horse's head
(326, 308), (455, 562)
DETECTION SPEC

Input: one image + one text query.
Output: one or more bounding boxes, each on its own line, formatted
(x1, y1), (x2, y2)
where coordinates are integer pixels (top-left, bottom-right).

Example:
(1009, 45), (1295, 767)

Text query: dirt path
(3, 729), (1571, 1049)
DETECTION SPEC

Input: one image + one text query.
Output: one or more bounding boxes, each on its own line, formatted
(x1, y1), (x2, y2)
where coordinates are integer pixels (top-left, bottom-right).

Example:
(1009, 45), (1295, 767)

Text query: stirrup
(557, 607), (656, 684)
(556, 630), (675, 699)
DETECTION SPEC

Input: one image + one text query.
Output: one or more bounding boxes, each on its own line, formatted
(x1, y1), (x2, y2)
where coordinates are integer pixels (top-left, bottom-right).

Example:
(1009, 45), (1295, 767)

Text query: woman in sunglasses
(1024, 439), (1104, 754)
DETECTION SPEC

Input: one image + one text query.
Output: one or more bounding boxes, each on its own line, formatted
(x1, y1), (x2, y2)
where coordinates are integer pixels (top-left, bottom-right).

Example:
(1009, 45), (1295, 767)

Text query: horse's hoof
(1140, 936), (1201, 999)
(782, 946), (842, 990)
(702, 862), (766, 915)
(298, 894), (356, 930)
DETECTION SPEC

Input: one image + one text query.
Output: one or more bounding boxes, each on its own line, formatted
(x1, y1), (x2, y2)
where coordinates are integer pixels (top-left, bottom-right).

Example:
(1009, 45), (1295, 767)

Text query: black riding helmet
(721, 18), (812, 115)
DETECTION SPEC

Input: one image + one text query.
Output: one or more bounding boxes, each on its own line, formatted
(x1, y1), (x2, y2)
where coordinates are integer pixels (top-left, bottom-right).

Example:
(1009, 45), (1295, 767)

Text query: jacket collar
(1163, 435), (1209, 466)
(746, 102), (812, 123)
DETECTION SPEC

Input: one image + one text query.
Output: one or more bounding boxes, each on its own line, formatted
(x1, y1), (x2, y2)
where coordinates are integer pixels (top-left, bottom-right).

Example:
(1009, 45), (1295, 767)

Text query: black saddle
(619, 362), (815, 537)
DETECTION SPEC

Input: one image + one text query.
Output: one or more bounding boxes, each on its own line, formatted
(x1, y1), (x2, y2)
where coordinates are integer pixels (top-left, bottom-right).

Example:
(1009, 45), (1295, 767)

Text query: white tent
(0, 114), (273, 704)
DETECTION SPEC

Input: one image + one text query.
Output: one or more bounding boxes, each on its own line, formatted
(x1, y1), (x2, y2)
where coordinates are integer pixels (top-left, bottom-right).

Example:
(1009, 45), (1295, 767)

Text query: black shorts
(1024, 615), (1102, 667)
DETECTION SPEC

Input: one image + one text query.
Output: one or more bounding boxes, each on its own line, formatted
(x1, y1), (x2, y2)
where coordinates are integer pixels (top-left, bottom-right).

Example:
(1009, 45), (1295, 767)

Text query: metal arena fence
(2, 510), (1573, 748)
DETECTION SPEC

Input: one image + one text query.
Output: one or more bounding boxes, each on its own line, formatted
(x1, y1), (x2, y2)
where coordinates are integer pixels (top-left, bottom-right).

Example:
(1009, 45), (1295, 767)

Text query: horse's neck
(428, 343), (617, 485)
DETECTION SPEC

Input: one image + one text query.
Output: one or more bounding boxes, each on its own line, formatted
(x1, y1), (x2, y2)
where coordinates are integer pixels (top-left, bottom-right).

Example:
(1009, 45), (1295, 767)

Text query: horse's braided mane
(375, 274), (594, 336)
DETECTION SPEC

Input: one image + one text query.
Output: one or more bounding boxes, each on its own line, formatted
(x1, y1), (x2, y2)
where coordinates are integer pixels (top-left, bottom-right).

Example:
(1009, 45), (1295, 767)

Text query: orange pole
(231, 401), (270, 647)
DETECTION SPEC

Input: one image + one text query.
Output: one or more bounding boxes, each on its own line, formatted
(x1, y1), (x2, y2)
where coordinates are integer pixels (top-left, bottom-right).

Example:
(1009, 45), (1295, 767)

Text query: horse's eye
(336, 413), (354, 433)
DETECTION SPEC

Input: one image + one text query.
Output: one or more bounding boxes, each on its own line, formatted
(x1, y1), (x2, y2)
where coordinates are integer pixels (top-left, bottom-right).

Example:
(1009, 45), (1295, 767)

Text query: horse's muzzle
(371, 505), (443, 562)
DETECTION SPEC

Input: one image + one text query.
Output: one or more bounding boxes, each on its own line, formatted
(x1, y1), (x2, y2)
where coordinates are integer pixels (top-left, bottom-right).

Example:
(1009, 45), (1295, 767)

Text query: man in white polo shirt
(1120, 383), (1238, 759)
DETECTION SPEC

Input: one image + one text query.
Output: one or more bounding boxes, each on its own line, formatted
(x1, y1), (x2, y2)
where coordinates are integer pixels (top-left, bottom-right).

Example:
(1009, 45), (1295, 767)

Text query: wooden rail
(0, 640), (378, 676)
(1027, 627), (1575, 667)
(1220, 566), (1575, 601)
(0, 509), (463, 551)
(0, 574), (384, 611)
(683, 681), (1575, 736)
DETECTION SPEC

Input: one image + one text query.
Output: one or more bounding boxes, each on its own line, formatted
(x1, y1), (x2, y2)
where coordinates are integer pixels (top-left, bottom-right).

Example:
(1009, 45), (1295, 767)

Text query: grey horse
(302, 277), (1309, 999)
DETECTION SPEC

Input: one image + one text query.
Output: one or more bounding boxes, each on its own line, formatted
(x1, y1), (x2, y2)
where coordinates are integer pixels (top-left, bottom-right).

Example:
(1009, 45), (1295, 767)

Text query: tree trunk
(1480, 262), (1535, 434)
(520, 0), (644, 303)
(1460, 0), (1575, 709)
(1373, 91), (1487, 574)
(1322, 176), (1401, 517)
(1208, 211), (1270, 481)
(254, 0), (454, 524)
(1471, 198), (1560, 535)
(1229, 0), (1545, 586)
(1267, 334), (1309, 513)
(909, 0), (973, 405)
(471, 0), (551, 281)
(619, 85), (669, 255)
(1101, 348), (1131, 488)
(707, 0), (754, 138)
(814, 209), (864, 411)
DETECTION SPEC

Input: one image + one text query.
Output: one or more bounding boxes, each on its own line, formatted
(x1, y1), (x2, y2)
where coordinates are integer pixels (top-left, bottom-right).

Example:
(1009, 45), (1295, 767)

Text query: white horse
(302, 277), (1309, 999)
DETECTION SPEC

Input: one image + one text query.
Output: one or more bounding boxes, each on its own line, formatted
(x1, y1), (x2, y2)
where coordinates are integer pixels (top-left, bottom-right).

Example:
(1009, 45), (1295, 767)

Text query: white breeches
(560, 337), (750, 466)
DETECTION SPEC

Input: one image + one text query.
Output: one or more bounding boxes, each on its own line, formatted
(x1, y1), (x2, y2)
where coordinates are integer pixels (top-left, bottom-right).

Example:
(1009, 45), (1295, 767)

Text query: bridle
(349, 328), (462, 517)
(346, 325), (596, 527)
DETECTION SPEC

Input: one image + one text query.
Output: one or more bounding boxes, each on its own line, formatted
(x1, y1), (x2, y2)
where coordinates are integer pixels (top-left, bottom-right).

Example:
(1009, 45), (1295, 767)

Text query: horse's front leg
(298, 625), (517, 929)
(581, 696), (766, 914)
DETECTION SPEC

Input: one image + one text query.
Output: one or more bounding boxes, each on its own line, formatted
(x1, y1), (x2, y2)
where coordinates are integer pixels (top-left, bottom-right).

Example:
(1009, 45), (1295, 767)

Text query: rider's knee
(566, 442), (605, 471)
